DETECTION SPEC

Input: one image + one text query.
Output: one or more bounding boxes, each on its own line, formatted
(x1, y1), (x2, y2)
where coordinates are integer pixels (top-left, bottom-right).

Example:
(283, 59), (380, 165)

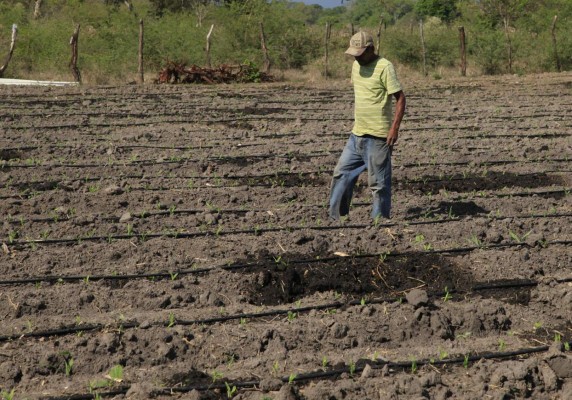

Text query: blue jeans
(329, 134), (392, 220)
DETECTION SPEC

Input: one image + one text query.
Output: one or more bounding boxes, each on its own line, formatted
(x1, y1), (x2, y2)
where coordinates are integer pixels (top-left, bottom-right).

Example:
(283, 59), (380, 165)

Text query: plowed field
(1, 72), (571, 400)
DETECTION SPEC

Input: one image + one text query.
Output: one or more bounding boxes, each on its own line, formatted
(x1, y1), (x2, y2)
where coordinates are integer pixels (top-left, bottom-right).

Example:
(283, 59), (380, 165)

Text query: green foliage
(414, 0), (459, 23)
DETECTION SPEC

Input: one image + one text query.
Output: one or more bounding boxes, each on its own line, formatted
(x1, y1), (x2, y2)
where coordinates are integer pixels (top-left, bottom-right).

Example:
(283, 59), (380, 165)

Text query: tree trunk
(551, 15), (561, 72)
(0, 24), (17, 77)
(259, 22), (271, 73)
(138, 19), (144, 84)
(458, 26), (466, 77)
(419, 19), (427, 77)
(206, 24), (214, 68)
(69, 24), (81, 83)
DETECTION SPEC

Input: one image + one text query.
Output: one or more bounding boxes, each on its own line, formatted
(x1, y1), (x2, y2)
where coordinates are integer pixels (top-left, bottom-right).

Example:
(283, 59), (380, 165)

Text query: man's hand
(387, 128), (398, 147)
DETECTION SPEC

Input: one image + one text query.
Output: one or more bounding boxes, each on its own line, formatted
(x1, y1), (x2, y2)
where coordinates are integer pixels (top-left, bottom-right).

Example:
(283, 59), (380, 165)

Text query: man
(329, 31), (406, 221)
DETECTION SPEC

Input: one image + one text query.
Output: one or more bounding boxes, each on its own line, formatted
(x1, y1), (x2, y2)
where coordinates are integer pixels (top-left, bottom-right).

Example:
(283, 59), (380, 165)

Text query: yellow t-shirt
(351, 57), (402, 138)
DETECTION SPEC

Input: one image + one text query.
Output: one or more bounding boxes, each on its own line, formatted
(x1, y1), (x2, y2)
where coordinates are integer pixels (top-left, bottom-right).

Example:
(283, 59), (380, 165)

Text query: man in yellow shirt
(329, 31), (406, 221)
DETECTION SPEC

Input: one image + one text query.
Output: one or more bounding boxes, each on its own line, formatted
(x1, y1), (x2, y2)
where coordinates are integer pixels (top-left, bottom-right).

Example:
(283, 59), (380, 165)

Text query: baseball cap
(345, 31), (374, 56)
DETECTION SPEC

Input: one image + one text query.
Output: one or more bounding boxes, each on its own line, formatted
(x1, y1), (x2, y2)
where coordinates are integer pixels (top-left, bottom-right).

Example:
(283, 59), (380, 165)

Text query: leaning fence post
(69, 24), (81, 83)
(206, 24), (214, 68)
(259, 22), (271, 73)
(458, 26), (467, 77)
(0, 24), (18, 77)
(138, 19), (144, 84)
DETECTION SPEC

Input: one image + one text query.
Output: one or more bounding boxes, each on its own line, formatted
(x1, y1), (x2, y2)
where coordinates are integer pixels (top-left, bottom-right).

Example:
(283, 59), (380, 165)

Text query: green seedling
(554, 333), (561, 343)
(126, 224), (133, 236)
(211, 370), (224, 383)
(348, 360), (356, 376)
(225, 382), (237, 398)
(322, 356), (328, 370)
(271, 361), (280, 376)
(169, 205), (176, 216)
(360, 297), (366, 306)
(438, 349), (449, 360)
(239, 317), (247, 326)
(410, 356), (417, 374)
(508, 229), (532, 244)
(0, 389), (15, 400)
(442, 287), (452, 302)
(169, 272), (178, 281)
(107, 365), (123, 382)
(498, 339), (506, 351)
(167, 312), (176, 328)
(533, 321), (543, 330)
(287, 311), (297, 322)
(463, 354), (470, 368)
(288, 373), (297, 384)
(565, 342), (570, 351)
(64, 357), (74, 376)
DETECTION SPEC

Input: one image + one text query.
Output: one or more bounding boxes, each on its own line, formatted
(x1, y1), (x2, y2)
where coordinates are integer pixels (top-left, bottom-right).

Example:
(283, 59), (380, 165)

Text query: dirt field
(1, 72), (571, 400)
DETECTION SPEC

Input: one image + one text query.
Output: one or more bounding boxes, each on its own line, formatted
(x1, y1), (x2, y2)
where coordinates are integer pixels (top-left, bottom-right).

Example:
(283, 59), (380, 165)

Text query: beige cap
(345, 31), (374, 56)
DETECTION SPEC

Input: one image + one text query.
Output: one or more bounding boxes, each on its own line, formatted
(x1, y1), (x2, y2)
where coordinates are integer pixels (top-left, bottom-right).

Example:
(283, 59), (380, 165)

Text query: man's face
(355, 46), (375, 66)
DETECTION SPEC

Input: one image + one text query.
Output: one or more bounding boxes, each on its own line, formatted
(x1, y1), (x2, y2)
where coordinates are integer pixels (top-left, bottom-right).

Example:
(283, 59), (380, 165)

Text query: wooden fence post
(33, 0), (42, 19)
(259, 22), (271, 73)
(69, 24), (81, 83)
(377, 15), (383, 52)
(458, 26), (466, 77)
(0, 24), (17, 77)
(324, 22), (331, 79)
(206, 24), (214, 68)
(419, 19), (427, 76)
(551, 15), (561, 72)
(138, 19), (144, 84)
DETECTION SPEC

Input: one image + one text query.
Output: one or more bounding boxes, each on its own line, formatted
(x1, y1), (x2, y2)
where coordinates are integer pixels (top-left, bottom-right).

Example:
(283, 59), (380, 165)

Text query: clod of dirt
(119, 212), (132, 222)
(405, 288), (429, 308)
(0, 361), (22, 384)
(546, 356), (572, 379)
(103, 184), (123, 195)
(126, 381), (155, 399)
(276, 384), (301, 400)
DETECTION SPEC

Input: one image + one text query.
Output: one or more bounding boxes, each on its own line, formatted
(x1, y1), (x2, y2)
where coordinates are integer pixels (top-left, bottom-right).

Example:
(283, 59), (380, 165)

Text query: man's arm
(386, 90), (406, 147)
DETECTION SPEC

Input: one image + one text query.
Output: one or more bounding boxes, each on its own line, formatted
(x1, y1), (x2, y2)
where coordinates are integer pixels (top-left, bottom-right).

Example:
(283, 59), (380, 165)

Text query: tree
(478, 0), (532, 72)
(414, 0), (459, 24)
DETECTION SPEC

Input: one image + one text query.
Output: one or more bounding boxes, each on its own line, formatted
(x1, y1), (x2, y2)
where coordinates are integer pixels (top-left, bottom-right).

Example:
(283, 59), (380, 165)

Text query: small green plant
(564, 342), (570, 351)
(167, 312), (176, 328)
(126, 223), (133, 236)
(322, 355), (328, 370)
(438, 348), (448, 360)
(169, 272), (178, 281)
(64, 356), (74, 376)
(169, 205), (176, 216)
(288, 373), (297, 384)
(287, 311), (297, 322)
(509, 229), (532, 244)
(239, 317), (247, 326)
(442, 287), (452, 302)
(463, 354), (470, 368)
(410, 356), (417, 374)
(533, 321), (543, 330)
(360, 297), (366, 306)
(107, 365), (123, 382)
(0, 389), (15, 400)
(271, 360), (280, 375)
(225, 382), (237, 398)
(498, 339), (506, 351)
(348, 360), (356, 376)
(211, 370), (224, 383)
(554, 333), (561, 343)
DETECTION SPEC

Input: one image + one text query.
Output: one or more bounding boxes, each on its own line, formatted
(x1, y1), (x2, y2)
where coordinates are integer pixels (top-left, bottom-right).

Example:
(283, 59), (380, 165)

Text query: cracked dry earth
(0, 72), (571, 400)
